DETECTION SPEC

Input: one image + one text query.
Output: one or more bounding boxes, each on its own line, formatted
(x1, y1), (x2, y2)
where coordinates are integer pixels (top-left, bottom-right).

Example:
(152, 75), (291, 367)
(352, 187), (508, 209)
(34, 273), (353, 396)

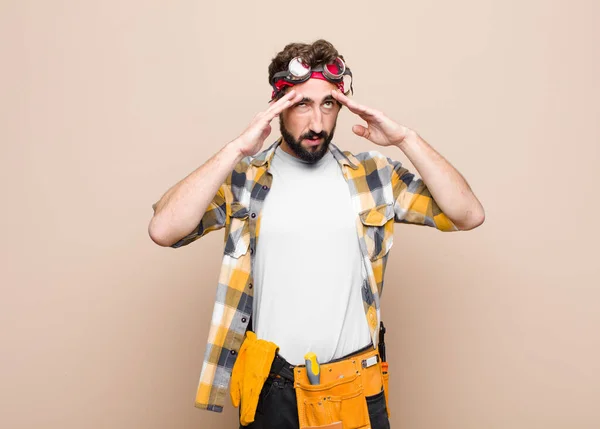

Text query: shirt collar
(250, 137), (359, 170)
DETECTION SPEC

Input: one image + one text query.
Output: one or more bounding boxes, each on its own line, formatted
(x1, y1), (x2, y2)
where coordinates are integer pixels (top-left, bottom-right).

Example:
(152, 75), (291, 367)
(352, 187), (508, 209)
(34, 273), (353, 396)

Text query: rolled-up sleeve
(168, 184), (228, 248)
(389, 158), (457, 232)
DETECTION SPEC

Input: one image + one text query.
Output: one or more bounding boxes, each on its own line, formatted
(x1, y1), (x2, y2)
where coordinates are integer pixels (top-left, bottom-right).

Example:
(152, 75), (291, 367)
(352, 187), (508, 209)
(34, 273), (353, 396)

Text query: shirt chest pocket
(359, 203), (395, 261)
(224, 202), (250, 258)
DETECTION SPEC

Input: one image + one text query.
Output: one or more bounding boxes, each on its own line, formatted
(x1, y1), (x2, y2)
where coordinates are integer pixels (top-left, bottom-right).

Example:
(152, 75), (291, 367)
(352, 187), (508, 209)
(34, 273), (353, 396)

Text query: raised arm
(331, 89), (484, 231)
(148, 89), (304, 247)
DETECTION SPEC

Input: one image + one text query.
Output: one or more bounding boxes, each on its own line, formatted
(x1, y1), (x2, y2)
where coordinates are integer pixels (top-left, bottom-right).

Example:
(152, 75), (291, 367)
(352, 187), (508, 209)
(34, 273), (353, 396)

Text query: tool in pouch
(304, 352), (321, 385)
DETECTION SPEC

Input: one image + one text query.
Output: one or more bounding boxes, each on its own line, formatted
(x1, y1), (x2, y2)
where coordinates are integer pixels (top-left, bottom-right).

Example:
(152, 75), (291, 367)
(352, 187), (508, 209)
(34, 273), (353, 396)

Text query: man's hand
(331, 89), (412, 147)
(233, 89), (304, 157)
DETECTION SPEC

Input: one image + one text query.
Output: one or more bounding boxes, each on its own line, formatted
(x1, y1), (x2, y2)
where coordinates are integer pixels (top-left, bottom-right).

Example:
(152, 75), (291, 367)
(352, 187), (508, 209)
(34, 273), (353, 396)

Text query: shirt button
(242, 317), (247, 323)
(249, 283), (253, 289)
(251, 213), (256, 218)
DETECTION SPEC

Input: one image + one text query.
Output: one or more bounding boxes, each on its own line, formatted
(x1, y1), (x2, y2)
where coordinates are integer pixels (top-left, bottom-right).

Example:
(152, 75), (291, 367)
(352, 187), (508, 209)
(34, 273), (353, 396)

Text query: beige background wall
(2, 0), (599, 428)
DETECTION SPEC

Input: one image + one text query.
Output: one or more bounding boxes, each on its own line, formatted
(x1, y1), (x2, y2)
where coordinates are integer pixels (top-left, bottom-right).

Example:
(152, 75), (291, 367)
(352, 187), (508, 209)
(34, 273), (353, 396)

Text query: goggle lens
(288, 57), (310, 78)
(325, 57), (345, 78)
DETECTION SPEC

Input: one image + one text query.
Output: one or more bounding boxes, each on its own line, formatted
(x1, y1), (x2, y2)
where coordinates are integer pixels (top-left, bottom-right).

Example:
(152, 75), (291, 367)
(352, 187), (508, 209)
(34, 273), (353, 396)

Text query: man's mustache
(301, 131), (327, 140)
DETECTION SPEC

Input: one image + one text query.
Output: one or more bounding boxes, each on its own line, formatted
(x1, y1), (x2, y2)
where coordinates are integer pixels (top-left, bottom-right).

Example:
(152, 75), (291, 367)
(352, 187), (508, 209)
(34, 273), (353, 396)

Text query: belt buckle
(361, 355), (379, 369)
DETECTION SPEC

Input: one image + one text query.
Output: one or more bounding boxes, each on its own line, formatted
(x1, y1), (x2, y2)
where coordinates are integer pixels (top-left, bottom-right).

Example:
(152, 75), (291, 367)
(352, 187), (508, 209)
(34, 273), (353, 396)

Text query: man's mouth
(303, 137), (323, 146)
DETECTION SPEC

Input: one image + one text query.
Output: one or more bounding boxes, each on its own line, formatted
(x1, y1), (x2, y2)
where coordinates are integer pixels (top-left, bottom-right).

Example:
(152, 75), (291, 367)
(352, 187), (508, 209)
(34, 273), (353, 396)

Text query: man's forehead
(292, 78), (337, 99)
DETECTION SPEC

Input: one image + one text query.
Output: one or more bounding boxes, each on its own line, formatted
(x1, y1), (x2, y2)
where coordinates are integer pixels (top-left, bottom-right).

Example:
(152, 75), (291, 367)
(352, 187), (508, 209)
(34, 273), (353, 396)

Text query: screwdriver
(304, 352), (320, 385)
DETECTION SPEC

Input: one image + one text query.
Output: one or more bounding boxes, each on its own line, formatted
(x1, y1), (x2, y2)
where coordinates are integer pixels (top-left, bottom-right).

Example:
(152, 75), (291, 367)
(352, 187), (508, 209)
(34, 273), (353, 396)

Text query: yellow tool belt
(293, 346), (390, 429)
(231, 332), (390, 428)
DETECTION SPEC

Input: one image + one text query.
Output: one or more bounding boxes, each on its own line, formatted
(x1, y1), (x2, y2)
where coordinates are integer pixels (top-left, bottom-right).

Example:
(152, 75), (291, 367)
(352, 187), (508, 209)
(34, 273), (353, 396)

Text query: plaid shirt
(168, 138), (457, 412)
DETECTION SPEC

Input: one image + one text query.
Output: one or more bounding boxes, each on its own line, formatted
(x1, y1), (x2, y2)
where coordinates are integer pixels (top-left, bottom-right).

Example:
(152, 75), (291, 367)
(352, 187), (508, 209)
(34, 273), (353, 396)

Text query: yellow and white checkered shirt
(167, 137), (457, 412)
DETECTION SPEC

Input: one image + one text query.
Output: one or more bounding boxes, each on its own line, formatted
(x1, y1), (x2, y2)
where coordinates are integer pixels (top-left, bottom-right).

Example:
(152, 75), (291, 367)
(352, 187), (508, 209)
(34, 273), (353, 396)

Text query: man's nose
(309, 107), (323, 134)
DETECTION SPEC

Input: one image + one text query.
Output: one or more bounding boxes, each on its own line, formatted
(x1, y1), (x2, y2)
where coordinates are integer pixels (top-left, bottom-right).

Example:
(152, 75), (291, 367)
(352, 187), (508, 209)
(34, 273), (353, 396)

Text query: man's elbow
(455, 207), (485, 231)
(148, 218), (177, 247)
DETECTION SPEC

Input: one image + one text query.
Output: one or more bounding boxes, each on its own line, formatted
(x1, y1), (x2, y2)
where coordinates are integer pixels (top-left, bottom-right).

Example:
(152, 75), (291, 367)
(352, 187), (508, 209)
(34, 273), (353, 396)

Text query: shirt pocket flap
(359, 203), (395, 261)
(359, 203), (395, 226)
(225, 201), (250, 258)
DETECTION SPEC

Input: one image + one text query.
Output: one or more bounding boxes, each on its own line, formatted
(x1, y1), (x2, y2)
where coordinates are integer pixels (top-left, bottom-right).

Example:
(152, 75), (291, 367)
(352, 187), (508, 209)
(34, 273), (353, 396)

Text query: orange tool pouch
(292, 346), (389, 428)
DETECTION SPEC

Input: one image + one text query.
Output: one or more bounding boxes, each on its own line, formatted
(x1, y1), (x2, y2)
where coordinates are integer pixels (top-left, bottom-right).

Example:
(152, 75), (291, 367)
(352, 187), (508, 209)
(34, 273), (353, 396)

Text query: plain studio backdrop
(1, 1), (599, 428)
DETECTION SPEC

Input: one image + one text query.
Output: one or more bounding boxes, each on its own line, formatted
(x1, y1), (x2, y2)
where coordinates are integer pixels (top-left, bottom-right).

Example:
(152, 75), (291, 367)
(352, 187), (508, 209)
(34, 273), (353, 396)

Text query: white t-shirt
(252, 145), (371, 365)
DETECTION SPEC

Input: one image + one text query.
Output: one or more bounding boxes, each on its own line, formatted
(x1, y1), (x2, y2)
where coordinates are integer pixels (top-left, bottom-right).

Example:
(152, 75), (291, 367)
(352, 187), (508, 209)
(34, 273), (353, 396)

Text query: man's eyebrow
(295, 95), (336, 105)
(296, 97), (313, 104)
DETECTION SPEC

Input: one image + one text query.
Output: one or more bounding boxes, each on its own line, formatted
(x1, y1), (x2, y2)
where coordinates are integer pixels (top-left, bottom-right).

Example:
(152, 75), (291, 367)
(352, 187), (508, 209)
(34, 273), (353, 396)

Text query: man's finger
(265, 89), (299, 115)
(332, 90), (381, 121)
(265, 91), (303, 120)
(352, 124), (370, 139)
(332, 90), (370, 115)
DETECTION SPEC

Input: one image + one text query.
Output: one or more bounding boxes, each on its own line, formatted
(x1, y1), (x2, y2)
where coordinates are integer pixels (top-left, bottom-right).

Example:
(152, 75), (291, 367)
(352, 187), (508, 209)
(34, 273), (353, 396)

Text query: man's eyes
(295, 101), (334, 109)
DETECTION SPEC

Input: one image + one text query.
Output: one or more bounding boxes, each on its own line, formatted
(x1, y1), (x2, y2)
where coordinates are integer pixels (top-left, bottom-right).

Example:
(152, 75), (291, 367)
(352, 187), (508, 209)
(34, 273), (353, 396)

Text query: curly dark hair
(268, 39), (346, 99)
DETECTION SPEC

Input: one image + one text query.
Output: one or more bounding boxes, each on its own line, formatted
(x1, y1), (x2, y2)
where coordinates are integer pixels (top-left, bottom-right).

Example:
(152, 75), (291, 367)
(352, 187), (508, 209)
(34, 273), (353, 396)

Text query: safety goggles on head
(270, 56), (354, 100)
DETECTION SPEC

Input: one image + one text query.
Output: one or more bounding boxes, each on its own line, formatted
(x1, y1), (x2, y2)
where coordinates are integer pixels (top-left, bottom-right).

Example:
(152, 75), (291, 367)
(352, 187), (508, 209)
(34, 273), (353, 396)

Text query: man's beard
(279, 117), (336, 164)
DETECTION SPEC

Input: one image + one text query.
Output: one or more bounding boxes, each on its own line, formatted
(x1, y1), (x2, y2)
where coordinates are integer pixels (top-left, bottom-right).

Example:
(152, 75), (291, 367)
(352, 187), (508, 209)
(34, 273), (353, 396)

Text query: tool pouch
(293, 348), (385, 429)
